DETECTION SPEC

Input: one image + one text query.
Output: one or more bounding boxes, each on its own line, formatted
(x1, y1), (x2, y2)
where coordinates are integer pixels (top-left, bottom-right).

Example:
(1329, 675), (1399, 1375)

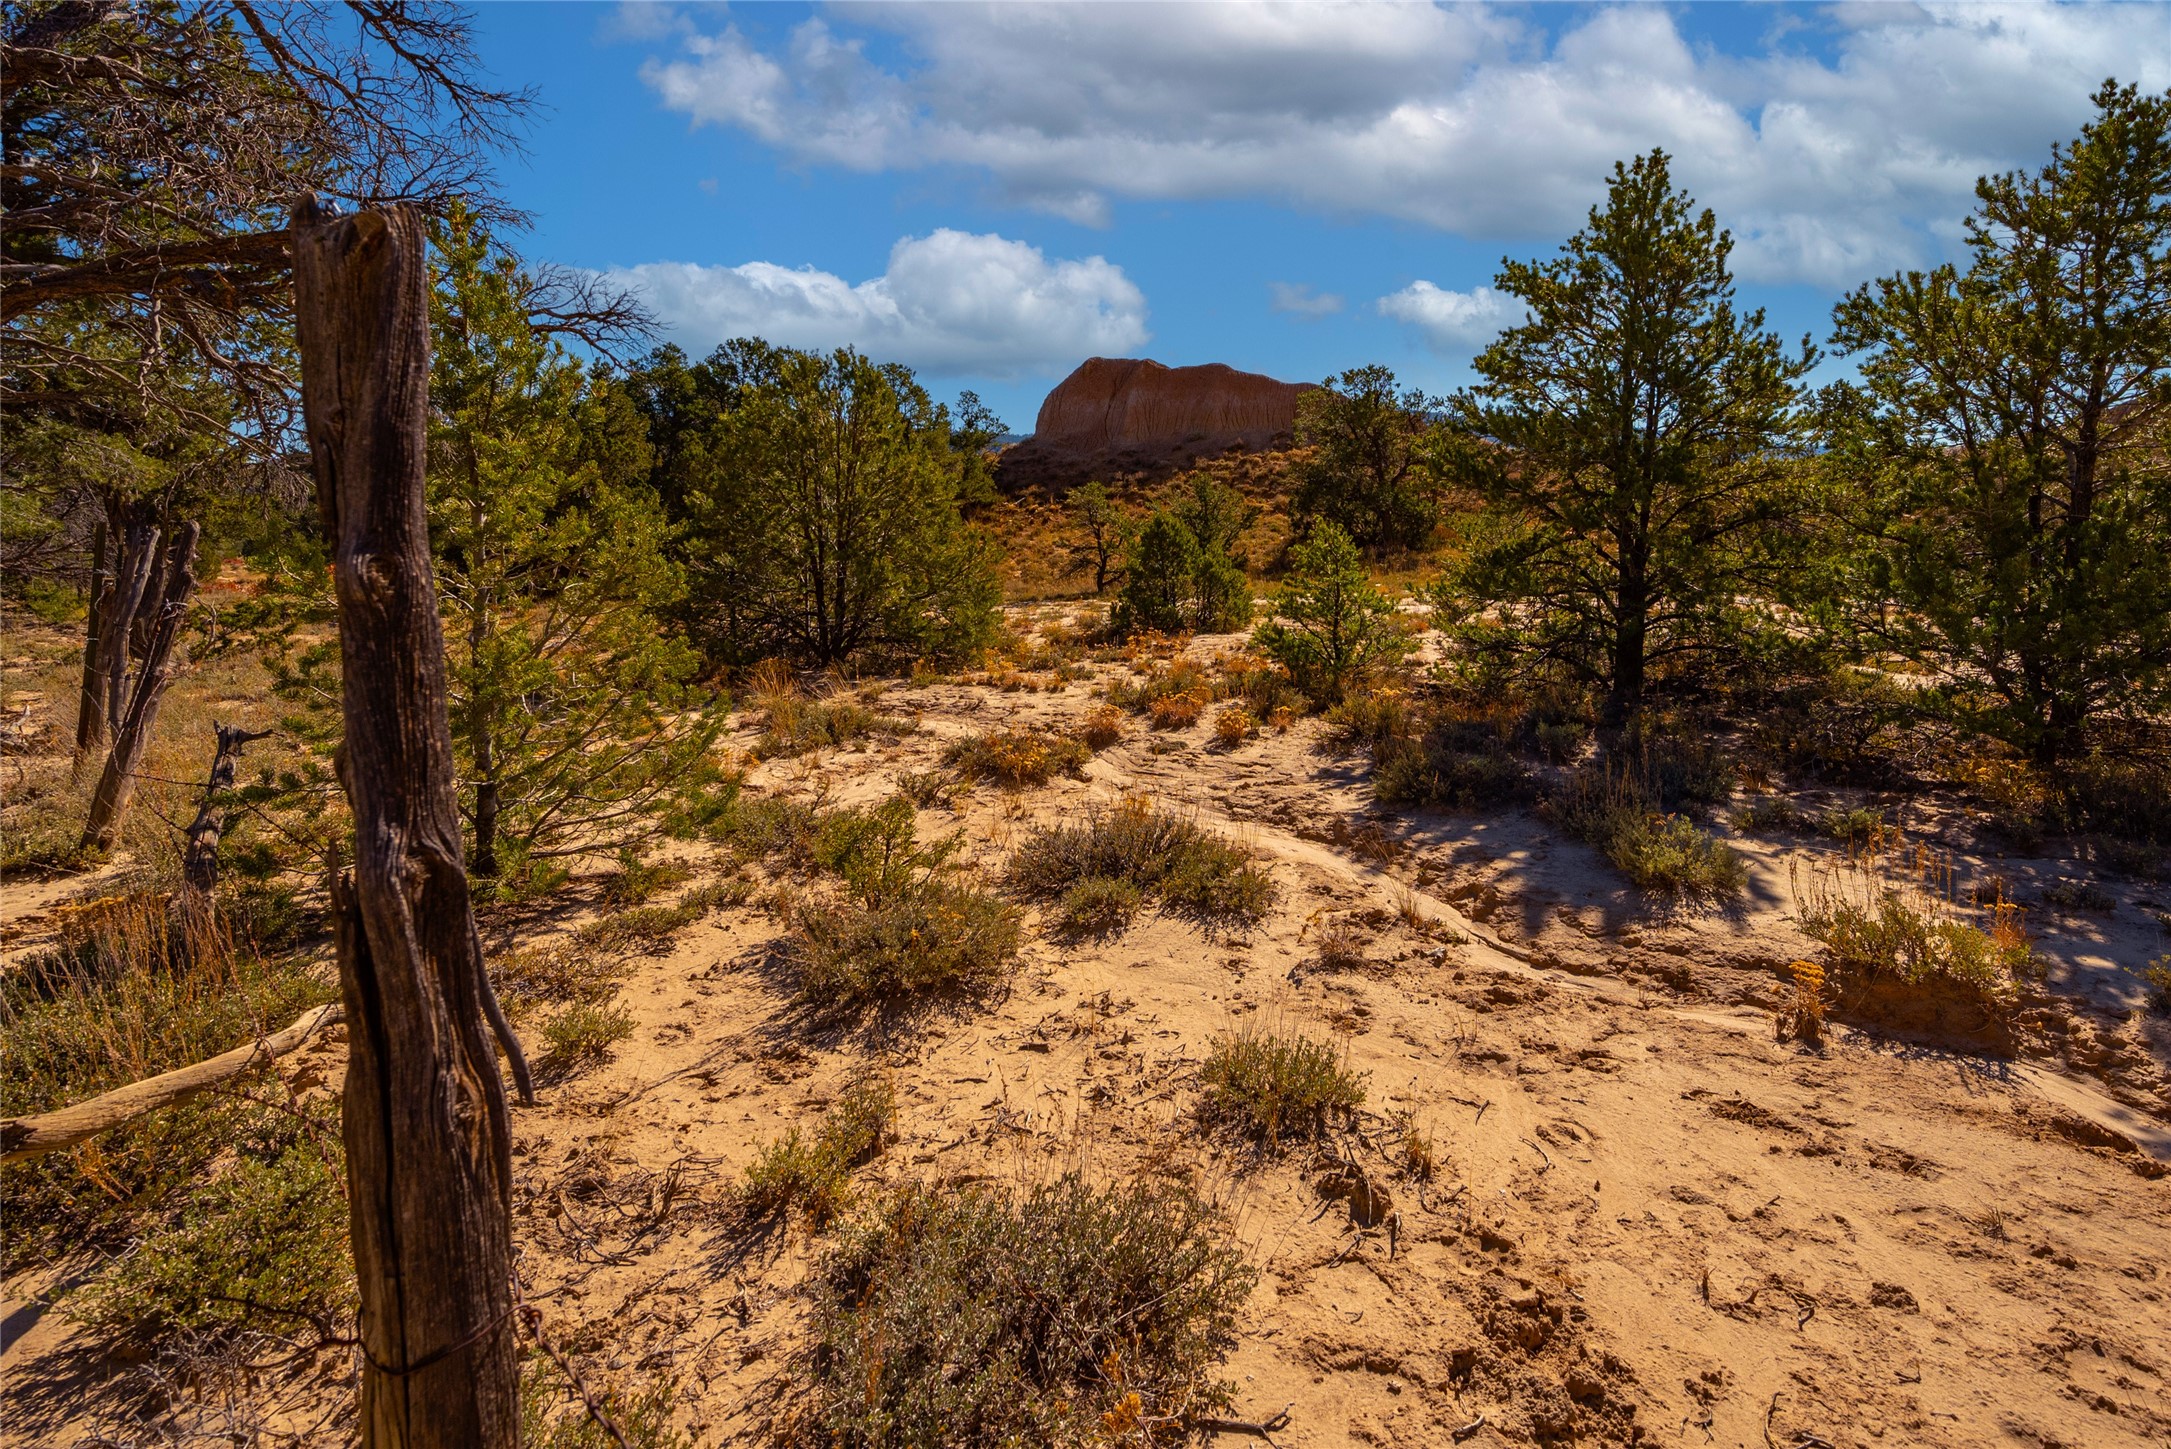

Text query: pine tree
(1827, 82), (2171, 769)
(428, 207), (717, 886)
(1253, 522), (1410, 704)
(1435, 150), (1814, 727)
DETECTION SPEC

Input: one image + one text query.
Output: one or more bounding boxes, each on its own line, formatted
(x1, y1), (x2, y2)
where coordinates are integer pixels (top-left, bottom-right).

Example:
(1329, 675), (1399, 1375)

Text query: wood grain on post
(290, 199), (521, 1449)
(181, 722), (276, 895)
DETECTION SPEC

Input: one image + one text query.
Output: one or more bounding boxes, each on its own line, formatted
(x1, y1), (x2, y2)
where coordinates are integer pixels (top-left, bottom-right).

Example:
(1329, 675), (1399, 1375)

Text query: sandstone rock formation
(997, 357), (1313, 494)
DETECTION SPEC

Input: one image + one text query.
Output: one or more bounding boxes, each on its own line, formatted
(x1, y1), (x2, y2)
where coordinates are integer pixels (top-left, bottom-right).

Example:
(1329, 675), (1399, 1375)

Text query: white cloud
(601, 229), (1148, 378)
(633, 2), (2171, 287)
(1269, 281), (1344, 319)
(1377, 281), (1524, 354)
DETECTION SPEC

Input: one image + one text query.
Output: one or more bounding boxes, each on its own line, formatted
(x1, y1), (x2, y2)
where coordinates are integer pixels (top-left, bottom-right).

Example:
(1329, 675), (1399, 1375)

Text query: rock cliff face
(999, 357), (1312, 494)
(1035, 357), (1310, 451)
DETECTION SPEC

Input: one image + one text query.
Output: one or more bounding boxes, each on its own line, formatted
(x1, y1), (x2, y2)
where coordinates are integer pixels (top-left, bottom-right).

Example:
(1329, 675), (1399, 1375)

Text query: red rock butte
(1034, 357), (1311, 452)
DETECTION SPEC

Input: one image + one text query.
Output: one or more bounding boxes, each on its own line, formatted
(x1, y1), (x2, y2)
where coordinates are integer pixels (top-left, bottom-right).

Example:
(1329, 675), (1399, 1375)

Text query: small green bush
(757, 698), (913, 759)
(1819, 806), (1886, 845)
(741, 1078), (894, 1228)
(1055, 876), (1142, 937)
(70, 1139), (352, 1343)
(1804, 893), (2035, 995)
(1730, 795), (1807, 833)
(805, 1174), (1256, 1446)
(573, 879), (740, 953)
(1199, 1028), (1366, 1147)
(1605, 811), (1750, 897)
(1553, 762), (1745, 899)
(1373, 721), (1533, 810)
(600, 850), (693, 905)
(2143, 957), (2171, 1015)
(538, 1000), (635, 1080)
(1006, 800), (1275, 930)
(944, 726), (1092, 788)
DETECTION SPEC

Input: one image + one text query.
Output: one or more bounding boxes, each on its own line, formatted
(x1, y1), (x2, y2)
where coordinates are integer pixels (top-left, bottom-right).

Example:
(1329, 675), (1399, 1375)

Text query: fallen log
(0, 1002), (342, 1165)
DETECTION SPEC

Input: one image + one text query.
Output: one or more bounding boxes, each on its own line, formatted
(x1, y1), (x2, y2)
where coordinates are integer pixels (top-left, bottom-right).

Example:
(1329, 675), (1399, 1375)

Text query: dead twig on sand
(1451, 1412), (1487, 1442)
(1522, 1135), (1554, 1172)
(1194, 1403), (1293, 1444)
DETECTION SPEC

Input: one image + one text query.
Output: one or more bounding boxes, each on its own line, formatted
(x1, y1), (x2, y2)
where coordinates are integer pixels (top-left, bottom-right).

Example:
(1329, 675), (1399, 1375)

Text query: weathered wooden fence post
(290, 198), (522, 1449)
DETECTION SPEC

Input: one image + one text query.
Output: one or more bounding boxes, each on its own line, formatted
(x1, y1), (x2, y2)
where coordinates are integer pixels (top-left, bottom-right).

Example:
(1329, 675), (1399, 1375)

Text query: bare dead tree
(80, 521), (200, 853)
(292, 198), (520, 1447)
(180, 722), (277, 896)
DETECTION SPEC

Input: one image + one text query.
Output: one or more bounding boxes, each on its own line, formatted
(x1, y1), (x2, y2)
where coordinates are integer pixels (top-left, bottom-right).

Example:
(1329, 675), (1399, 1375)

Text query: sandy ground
(5, 623), (2170, 1448)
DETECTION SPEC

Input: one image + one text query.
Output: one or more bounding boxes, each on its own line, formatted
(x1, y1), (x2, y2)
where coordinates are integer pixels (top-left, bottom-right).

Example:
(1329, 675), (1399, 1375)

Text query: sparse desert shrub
(69, 1139), (352, 1344)
(1212, 706), (1254, 747)
(1310, 916), (1370, 971)
(1777, 958), (1828, 1045)
(1392, 1109), (1440, 1181)
(945, 726), (1092, 788)
(1214, 654), (1308, 722)
(756, 696), (913, 759)
(2144, 957), (2171, 1015)
(1731, 795), (1807, 834)
(1148, 690), (1206, 730)
(538, 1000), (635, 1080)
(793, 882), (1021, 1006)
(600, 849), (693, 906)
(573, 880), (738, 953)
(1008, 799), (1276, 930)
(1199, 1027), (1366, 1146)
(1553, 765), (1746, 899)
(1268, 705), (1295, 732)
(895, 768), (952, 808)
(1055, 876), (1142, 937)
(1, 897), (335, 1265)
(1374, 720), (1533, 810)
(805, 1174), (1256, 1446)
(741, 1078), (894, 1229)
(1819, 806), (1886, 846)
(2041, 876), (2116, 912)
(1107, 657), (1210, 714)
(1324, 686), (1413, 757)
(1631, 731), (1737, 810)
(1079, 704), (1125, 750)
(1796, 847), (2038, 1018)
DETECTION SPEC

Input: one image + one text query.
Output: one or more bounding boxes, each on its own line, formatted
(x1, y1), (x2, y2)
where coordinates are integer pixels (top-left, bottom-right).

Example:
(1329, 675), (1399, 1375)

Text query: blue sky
(470, 1), (2171, 432)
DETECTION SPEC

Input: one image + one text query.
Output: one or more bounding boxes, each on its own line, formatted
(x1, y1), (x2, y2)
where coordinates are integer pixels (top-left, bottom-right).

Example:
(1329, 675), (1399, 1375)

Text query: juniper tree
(1827, 81), (2171, 769)
(1063, 481), (1129, 595)
(1291, 366), (1440, 550)
(1434, 149), (1814, 727)
(680, 342), (1001, 665)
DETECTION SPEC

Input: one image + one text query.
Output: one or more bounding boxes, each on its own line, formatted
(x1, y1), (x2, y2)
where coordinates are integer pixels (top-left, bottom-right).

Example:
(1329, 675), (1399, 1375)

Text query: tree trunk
(291, 199), (522, 1449)
(100, 519), (160, 737)
(1605, 578), (1649, 731)
(80, 524), (199, 854)
(180, 723), (275, 895)
(74, 521), (111, 765)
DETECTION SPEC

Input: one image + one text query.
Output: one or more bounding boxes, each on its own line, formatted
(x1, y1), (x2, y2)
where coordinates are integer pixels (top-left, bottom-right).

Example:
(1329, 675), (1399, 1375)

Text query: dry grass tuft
(1199, 1026), (1366, 1147)
(944, 726), (1091, 789)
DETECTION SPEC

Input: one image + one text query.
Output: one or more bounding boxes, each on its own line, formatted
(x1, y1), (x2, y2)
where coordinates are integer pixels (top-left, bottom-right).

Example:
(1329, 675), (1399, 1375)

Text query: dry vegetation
(6, 598), (2170, 1448)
